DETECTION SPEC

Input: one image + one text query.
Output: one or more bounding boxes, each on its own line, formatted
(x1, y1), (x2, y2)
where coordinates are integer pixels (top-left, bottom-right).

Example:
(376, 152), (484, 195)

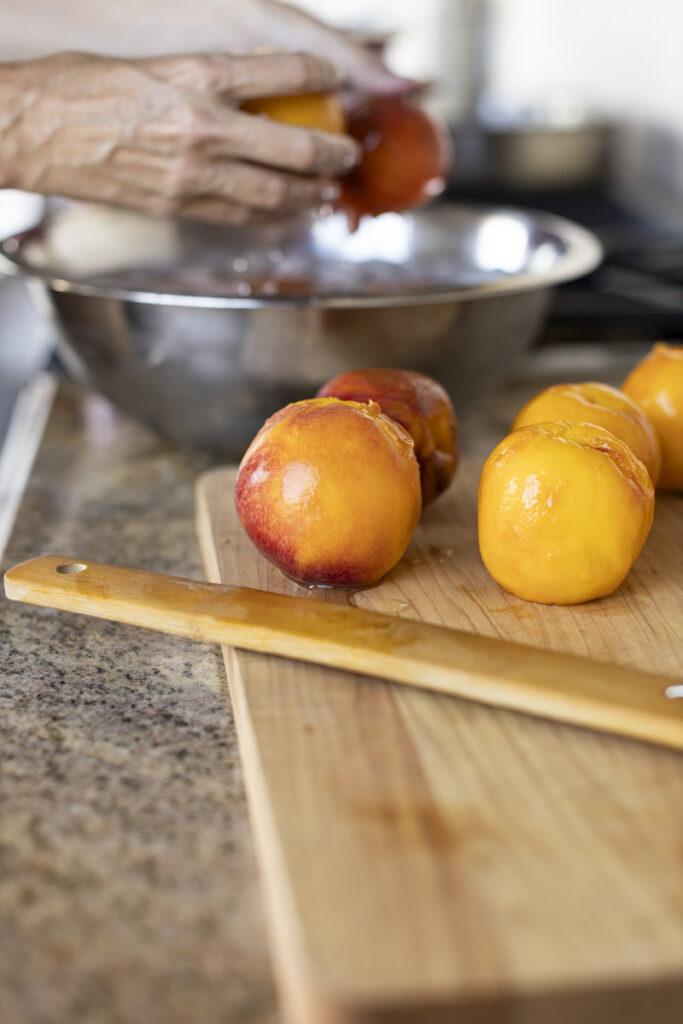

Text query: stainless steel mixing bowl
(0, 204), (601, 456)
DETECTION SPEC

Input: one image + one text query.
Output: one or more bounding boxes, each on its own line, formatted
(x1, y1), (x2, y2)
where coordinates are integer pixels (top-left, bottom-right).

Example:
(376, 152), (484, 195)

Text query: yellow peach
(235, 397), (421, 587)
(512, 381), (661, 485)
(478, 421), (654, 604)
(241, 92), (346, 134)
(622, 343), (683, 491)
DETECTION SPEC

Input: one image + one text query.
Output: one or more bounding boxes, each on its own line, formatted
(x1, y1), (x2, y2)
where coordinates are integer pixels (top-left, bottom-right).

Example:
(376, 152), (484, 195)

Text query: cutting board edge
(197, 480), (341, 1022)
(194, 468), (683, 1024)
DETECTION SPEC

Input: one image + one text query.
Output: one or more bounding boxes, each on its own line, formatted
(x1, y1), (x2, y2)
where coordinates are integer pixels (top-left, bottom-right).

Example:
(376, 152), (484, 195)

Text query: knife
(4, 554), (683, 751)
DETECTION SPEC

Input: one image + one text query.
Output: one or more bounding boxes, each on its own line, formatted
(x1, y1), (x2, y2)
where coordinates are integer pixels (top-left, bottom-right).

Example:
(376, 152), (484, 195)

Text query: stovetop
(446, 184), (683, 344)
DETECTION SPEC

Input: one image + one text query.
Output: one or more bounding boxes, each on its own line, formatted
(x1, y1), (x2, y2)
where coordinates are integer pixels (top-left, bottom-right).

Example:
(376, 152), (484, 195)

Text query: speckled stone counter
(1, 387), (276, 1024)
(0, 344), (647, 1024)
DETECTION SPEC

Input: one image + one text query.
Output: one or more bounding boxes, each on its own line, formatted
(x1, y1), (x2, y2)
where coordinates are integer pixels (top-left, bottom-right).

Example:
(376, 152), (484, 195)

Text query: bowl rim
(0, 204), (602, 309)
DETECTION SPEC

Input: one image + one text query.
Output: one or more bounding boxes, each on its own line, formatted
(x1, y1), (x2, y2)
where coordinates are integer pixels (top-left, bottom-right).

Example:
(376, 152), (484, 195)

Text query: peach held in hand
(241, 91), (346, 134)
(340, 96), (450, 220)
(622, 343), (683, 491)
(478, 421), (654, 605)
(235, 397), (421, 587)
(512, 381), (662, 485)
(317, 368), (458, 505)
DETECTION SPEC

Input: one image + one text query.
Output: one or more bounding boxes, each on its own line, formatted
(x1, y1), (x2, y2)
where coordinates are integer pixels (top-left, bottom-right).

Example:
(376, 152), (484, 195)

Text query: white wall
(488, 0), (683, 135)
(296, 0), (683, 133)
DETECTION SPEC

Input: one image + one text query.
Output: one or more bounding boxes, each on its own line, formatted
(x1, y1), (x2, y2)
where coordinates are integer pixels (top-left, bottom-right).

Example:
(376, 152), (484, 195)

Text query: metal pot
(456, 115), (613, 191)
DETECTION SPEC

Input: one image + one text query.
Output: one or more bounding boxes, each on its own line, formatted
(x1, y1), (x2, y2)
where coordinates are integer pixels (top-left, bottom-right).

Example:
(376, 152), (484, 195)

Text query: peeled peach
(478, 421), (654, 605)
(241, 91), (346, 134)
(235, 397), (421, 587)
(512, 381), (661, 485)
(622, 343), (683, 491)
(340, 96), (450, 220)
(317, 368), (458, 505)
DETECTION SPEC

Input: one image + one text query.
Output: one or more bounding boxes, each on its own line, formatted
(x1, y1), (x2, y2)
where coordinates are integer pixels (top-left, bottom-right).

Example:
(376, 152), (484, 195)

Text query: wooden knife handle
(5, 554), (683, 751)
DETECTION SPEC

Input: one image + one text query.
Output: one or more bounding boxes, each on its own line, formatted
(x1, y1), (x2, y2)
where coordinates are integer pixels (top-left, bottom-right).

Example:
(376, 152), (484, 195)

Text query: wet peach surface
(477, 420), (655, 605)
(317, 368), (458, 505)
(339, 96), (450, 220)
(235, 397), (421, 587)
(241, 91), (346, 134)
(512, 381), (662, 485)
(622, 343), (683, 491)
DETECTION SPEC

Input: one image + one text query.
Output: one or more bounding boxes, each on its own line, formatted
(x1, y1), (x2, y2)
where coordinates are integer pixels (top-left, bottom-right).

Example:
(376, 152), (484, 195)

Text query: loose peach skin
(622, 343), (683, 491)
(317, 368), (458, 505)
(478, 420), (655, 605)
(512, 381), (662, 485)
(235, 397), (421, 587)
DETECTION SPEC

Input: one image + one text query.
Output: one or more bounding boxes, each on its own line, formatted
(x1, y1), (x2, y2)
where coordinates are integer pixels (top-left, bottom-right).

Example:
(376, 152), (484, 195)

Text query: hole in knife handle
(664, 685), (683, 700)
(55, 562), (88, 575)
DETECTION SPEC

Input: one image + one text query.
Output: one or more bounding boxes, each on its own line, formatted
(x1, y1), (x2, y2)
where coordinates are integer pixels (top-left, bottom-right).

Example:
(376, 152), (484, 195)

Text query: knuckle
(162, 155), (199, 199)
(177, 102), (216, 147)
(189, 53), (227, 93)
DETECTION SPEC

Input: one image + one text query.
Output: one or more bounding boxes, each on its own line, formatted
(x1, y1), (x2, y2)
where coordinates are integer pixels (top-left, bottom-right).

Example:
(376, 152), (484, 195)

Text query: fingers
(142, 51), (341, 100)
(199, 159), (340, 209)
(175, 197), (260, 226)
(227, 2), (418, 96)
(138, 54), (360, 175)
(99, 185), (262, 227)
(109, 147), (340, 212)
(210, 52), (342, 100)
(207, 109), (359, 175)
(328, 49), (417, 96)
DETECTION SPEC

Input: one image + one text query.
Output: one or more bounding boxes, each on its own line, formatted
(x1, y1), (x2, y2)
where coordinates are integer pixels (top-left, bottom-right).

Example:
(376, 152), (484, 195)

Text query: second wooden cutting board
(196, 460), (683, 1024)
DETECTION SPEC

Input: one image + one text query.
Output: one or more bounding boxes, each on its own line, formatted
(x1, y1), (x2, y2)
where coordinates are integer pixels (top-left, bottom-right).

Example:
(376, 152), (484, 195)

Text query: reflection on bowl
(0, 204), (601, 456)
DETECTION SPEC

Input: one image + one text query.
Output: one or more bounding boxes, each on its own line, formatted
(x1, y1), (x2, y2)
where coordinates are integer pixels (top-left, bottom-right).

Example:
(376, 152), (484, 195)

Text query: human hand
(227, 0), (414, 96)
(1, 0), (413, 96)
(0, 50), (360, 224)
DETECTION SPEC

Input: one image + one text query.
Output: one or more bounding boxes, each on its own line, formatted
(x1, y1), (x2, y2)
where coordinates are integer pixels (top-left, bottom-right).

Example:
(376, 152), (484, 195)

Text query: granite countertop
(0, 344), (648, 1024)
(1, 388), (276, 1024)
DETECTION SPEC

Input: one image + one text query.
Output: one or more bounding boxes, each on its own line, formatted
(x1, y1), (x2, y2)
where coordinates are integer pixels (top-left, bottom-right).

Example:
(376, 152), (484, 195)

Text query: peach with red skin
(235, 397), (421, 587)
(340, 96), (451, 221)
(317, 368), (458, 505)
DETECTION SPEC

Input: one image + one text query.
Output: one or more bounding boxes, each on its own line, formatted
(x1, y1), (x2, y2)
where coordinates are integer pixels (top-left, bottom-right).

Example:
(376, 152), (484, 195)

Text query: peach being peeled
(512, 381), (662, 485)
(317, 368), (458, 505)
(340, 96), (450, 220)
(241, 91), (346, 134)
(622, 343), (683, 491)
(235, 397), (421, 587)
(478, 420), (654, 605)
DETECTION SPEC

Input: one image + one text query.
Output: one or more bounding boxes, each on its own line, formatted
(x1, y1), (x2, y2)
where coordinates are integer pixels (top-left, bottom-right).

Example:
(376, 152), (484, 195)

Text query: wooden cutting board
(196, 460), (683, 1024)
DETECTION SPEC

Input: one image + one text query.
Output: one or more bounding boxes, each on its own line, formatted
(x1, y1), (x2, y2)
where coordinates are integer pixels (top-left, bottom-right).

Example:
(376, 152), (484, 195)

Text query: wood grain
(197, 460), (683, 1024)
(5, 555), (682, 751)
